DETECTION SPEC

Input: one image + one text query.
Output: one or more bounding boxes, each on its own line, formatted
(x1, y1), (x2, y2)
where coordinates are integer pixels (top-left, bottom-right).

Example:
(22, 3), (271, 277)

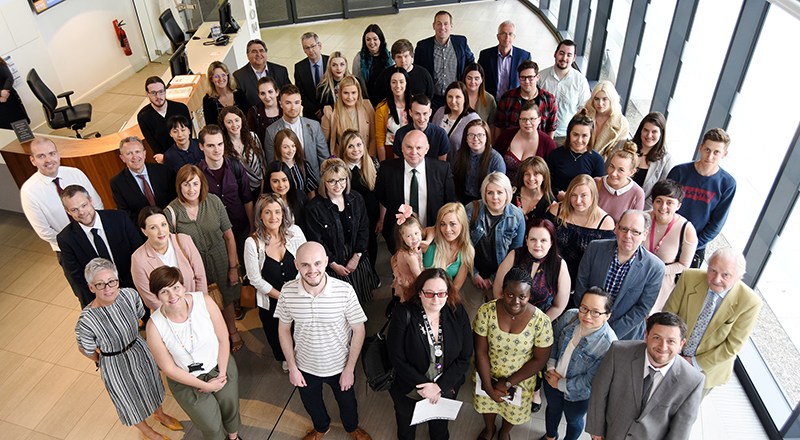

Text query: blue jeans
(543, 380), (589, 440)
(297, 370), (359, 433)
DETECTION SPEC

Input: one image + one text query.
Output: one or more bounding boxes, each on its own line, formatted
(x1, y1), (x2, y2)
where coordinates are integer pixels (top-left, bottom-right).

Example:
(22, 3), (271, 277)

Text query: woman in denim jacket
(465, 172), (526, 293)
(542, 286), (617, 440)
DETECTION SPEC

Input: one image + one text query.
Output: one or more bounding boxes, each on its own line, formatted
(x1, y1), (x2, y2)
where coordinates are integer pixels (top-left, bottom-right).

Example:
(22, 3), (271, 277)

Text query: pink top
(391, 248), (423, 302)
(594, 176), (645, 223)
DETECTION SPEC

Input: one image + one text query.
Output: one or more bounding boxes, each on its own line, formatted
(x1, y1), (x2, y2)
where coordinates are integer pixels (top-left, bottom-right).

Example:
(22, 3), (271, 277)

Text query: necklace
(569, 149), (584, 161)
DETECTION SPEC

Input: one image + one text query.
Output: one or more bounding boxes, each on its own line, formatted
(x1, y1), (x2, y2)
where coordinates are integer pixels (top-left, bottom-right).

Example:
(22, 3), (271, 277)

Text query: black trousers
(257, 297), (285, 361)
(389, 384), (452, 440)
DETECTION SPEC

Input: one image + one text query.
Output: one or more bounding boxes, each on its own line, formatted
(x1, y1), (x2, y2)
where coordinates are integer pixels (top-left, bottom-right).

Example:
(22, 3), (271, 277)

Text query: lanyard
(649, 214), (677, 254)
(165, 298), (196, 361)
(421, 307), (444, 374)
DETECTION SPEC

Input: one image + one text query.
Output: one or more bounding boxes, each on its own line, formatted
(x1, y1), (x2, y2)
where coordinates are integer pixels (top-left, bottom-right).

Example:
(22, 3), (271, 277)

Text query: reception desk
(1, 21), (247, 209)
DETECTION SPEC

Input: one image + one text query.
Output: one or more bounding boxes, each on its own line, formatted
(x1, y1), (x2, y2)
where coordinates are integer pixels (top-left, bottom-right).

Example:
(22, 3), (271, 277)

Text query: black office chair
(26, 69), (97, 138)
(159, 9), (186, 53)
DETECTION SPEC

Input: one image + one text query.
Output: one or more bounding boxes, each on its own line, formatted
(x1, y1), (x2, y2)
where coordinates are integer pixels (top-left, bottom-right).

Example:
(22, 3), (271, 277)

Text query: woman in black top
(353, 24), (393, 106)
(512, 156), (557, 222)
(203, 61), (248, 126)
(387, 268), (473, 440)
(0, 57), (29, 129)
(304, 158), (377, 303)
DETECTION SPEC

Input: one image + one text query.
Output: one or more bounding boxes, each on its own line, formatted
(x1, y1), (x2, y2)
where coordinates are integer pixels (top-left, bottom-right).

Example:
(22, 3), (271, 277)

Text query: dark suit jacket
(56, 210), (144, 307)
(110, 163), (176, 225)
(233, 61), (292, 109)
(414, 35), (474, 94)
(387, 302), (473, 396)
(294, 55), (329, 120)
(477, 45), (532, 97)
(375, 158), (456, 253)
(586, 340), (704, 440)
(575, 240), (665, 340)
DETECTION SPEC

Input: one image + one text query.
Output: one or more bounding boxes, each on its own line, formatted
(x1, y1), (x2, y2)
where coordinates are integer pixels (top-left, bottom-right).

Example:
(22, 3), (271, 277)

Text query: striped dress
(75, 287), (165, 426)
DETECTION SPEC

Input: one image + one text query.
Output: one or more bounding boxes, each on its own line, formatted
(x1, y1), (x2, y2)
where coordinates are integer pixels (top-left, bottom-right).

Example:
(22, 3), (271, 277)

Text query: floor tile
(6, 365), (81, 429)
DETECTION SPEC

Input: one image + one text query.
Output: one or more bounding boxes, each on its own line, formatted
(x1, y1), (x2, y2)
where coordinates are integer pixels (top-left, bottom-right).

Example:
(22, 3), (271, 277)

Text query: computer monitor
(169, 43), (191, 79)
(219, 0), (240, 34)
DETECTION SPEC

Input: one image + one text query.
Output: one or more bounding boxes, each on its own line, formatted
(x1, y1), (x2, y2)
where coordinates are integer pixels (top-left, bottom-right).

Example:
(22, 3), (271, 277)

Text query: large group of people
(16, 9), (763, 440)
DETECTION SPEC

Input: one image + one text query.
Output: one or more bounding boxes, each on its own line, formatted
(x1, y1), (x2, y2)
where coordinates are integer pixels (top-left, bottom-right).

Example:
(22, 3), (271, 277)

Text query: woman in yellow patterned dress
(473, 266), (553, 440)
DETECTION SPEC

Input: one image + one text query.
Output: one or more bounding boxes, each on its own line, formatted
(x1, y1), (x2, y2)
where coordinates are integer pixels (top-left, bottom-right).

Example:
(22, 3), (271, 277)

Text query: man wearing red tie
(110, 136), (176, 225)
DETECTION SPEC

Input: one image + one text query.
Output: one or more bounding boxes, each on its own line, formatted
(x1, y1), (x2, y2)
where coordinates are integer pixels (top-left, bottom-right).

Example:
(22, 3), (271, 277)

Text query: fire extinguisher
(113, 19), (133, 56)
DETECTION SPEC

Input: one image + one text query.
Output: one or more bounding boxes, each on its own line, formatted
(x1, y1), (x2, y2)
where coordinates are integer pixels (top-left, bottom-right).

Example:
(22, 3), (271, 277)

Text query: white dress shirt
(539, 66), (591, 138)
(20, 166), (103, 251)
(131, 165), (154, 197)
(78, 214), (115, 264)
(403, 160), (428, 227)
(643, 349), (677, 402)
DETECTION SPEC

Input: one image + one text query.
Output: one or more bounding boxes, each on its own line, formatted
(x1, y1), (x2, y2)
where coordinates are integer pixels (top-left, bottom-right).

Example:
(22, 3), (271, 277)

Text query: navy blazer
(56, 210), (144, 307)
(477, 45), (532, 98)
(374, 158), (456, 254)
(414, 35), (474, 95)
(294, 55), (329, 120)
(110, 163), (176, 225)
(575, 240), (665, 340)
(233, 61), (292, 109)
(387, 302), (473, 396)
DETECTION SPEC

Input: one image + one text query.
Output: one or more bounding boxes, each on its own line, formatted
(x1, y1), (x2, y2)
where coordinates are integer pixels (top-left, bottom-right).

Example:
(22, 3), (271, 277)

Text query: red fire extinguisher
(113, 19), (133, 56)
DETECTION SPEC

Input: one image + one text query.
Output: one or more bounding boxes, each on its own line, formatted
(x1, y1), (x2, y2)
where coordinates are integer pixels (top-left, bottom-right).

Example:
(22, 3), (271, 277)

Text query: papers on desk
(170, 75), (201, 85)
(165, 87), (193, 99)
(410, 397), (463, 425)
(475, 373), (522, 406)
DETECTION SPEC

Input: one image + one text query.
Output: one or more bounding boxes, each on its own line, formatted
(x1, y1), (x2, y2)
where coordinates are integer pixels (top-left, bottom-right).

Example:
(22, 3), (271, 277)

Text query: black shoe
(531, 401), (541, 412)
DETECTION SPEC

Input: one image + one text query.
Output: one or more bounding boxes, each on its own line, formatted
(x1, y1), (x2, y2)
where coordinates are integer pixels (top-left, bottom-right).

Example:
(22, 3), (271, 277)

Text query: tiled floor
(18, 0), (771, 439)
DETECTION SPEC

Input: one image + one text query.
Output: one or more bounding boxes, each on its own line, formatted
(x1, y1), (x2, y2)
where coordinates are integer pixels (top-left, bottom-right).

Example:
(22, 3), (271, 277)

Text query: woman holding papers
(387, 268), (473, 440)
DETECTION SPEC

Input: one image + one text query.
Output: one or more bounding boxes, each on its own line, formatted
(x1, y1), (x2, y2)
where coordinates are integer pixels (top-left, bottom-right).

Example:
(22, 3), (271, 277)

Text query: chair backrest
(159, 9), (185, 49)
(26, 68), (56, 119)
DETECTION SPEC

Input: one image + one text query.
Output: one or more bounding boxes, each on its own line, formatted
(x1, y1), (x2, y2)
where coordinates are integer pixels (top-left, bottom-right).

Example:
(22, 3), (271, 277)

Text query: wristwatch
(505, 380), (513, 388)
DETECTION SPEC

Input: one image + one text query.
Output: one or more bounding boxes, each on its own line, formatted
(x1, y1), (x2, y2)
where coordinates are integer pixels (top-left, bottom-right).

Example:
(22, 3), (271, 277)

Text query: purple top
(200, 157), (253, 235)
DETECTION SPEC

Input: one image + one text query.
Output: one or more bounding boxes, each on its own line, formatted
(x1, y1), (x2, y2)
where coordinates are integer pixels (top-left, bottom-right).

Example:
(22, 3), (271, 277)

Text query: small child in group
(391, 205), (424, 302)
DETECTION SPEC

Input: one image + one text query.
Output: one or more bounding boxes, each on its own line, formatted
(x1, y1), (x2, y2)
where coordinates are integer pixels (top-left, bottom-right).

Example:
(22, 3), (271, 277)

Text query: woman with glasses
(452, 120), (505, 204)
(582, 81), (629, 161)
(473, 266), (553, 440)
(203, 61), (248, 126)
(304, 158), (377, 303)
(542, 287), (617, 440)
(146, 266), (242, 440)
(432, 81), (481, 162)
(545, 109), (605, 199)
(244, 193), (306, 372)
(463, 63), (497, 127)
(76, 258), (181, 440)
(386, 268), (473, 440)
(494, 101), (557, 183)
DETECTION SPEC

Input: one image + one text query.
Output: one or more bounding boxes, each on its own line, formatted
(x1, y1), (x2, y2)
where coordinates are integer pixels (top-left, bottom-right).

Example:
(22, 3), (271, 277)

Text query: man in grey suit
(233, 39), (292, 109)
(586, 312), (704, 440)
(575, 209), (665, 340)
(264, 84), (329, 180)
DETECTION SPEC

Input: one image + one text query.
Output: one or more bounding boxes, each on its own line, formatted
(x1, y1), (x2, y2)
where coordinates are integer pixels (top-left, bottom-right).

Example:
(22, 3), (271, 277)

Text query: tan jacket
(321, 101), (377, 157)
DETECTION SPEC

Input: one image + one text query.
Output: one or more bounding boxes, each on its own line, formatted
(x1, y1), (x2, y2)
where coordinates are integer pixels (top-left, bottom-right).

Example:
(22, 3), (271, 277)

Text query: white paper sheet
(410, 397), (463, 425)
(165, 87), (193, 99)
(170, 74), (201, 85)
(475, 372), (523, 406)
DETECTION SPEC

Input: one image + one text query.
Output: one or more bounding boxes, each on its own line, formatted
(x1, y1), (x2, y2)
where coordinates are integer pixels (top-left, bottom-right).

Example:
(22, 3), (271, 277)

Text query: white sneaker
(281, 361), (289, 373)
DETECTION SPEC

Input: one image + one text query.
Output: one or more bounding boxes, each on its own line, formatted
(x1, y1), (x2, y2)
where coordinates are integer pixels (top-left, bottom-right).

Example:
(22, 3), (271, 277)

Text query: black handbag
(361, 305), (409, 392)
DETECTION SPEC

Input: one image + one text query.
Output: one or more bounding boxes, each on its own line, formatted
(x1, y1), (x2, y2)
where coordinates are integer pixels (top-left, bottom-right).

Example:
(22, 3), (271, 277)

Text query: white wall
(0, 0), (150, 130)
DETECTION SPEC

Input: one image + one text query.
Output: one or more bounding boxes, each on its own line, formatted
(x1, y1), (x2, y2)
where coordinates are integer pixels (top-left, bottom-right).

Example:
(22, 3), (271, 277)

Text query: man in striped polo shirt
(276, 242), (373, 440)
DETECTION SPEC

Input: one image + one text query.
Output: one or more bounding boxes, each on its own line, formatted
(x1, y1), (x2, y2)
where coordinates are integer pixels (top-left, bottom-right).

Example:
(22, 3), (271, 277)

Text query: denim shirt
(548, 308), (617, 401)
(465, 201), (525, 277)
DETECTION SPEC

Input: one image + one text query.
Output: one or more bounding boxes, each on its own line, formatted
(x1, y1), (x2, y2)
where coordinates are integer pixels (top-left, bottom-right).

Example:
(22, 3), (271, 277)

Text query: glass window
(600, 0), (631, 84)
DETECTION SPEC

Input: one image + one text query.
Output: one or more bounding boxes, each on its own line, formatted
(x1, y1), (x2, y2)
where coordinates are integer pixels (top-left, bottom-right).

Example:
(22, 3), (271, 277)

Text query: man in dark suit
(110, 136), (176, 225)
(477, 21), (531, 98)
(57, 185), (143, 307)
(575, 209), (665, 340)
(375, 129), (456, 254)
(294, 32), (329, 121)
(414, 10), (474, 111)
(234, 39), (292, 109)
(587, 312), (704, 440)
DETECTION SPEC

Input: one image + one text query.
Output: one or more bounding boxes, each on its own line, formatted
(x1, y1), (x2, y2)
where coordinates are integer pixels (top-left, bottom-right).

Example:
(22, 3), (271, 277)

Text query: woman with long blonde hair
(203, 60), (248, 126)
(582, 81), (629, 160)
(316, 51), (351, 108)
(321, 76), (377, 157)
(421, 203), (475, 291)
(544, 174), (615, 289)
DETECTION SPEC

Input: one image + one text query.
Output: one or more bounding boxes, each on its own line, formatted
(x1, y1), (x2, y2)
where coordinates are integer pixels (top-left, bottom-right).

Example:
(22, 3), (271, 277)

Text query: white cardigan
(243, 224), (307, 310)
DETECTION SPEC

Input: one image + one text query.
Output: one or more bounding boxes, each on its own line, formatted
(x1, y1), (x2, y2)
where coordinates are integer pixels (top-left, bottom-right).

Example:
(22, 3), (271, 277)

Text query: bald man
(376, 129), (456, 253)
(275, 242), (373, 440)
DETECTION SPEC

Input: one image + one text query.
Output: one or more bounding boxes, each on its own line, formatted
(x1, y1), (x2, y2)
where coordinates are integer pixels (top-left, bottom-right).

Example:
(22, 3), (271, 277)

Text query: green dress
(422, 244), (462, 280)
(472, 300), (553, 425)
(166, 194), (241, 306)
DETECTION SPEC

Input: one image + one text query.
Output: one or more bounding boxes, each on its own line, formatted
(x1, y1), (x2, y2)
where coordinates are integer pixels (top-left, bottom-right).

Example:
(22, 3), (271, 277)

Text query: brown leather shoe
(348, 427), (372, 440)
(302, 428), (328, 440)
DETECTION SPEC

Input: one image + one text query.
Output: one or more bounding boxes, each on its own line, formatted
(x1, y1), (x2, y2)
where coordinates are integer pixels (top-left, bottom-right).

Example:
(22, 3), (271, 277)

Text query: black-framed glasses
(421, 290), (448, 298)
(618, 226), (644, 236)
(579, 305), (610, 318)
(93, 279), (119, 290)
(466, 133), (486, 140)
(326, 178), (347, 186)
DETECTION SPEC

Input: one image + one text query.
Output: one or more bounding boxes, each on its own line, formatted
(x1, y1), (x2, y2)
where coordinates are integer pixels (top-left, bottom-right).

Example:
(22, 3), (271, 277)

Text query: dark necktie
(313, 62), (321, 86)
(91, 228), (112, 260)
(410, 169), (419, 216)
(137, 174), (156, 206)
(641, 366), (656, 413)
(53, 177), (63, 196)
